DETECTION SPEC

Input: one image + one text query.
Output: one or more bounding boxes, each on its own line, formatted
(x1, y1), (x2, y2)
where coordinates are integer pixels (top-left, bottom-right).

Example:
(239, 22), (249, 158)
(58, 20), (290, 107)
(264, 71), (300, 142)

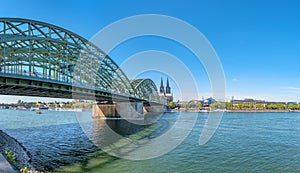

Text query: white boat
(30, 107), (39, 111)
(214, 109), (227, 112)
(16, 106), (27, 110)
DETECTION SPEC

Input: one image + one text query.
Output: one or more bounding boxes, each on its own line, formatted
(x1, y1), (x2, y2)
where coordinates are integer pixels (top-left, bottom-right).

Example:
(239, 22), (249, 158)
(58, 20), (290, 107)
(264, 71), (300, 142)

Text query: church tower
(166, 78), (171, 94)
(159, 78), (165, 96)
(165, 78), (173, 102)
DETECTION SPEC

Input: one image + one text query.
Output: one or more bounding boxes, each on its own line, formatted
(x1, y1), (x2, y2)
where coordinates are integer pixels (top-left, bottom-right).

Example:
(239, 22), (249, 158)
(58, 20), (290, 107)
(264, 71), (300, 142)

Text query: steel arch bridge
(131, 79), (163, 103)
(0, 18), (163, 104)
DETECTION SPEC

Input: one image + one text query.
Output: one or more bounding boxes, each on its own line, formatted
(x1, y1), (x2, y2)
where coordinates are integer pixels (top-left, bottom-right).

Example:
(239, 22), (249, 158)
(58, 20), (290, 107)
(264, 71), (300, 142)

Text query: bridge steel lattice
(0, 18), (162, 103)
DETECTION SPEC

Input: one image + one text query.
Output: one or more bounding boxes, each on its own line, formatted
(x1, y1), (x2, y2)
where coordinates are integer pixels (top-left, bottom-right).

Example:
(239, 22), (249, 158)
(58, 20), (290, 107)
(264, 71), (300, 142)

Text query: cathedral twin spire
(159, 78), (171, 95)
(159, 77), (173, 102)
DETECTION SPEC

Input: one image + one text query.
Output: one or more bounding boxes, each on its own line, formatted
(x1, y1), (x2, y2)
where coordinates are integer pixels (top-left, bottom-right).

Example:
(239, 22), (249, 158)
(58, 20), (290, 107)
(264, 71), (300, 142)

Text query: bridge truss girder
(0, 18), (161, 103)
(131, 79), (166, 103)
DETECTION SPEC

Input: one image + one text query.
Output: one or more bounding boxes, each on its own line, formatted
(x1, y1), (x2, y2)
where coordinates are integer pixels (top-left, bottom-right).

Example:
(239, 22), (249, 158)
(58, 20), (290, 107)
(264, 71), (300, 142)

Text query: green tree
(242, 104), (250, 109)
(181, 103), (190, 109)
(168, 102), (176, 109)
(48, 103), (55, 108)
(84, 103), (92, 109)
(249, 103), (254, 109)
(196, 103), (203, 109)
(237, 103), (244, 109)
(279, 104), (287, 109)
(256, 104), (265, 109)
(31, 102), (38, 107)
(210, 102), (225, 109)
(266, 104), (286, 110)
(233, 104), (239, 109)
(287, 104), (300, 110)
(225, 102), (233, 109)
(63, 103), (73, 108)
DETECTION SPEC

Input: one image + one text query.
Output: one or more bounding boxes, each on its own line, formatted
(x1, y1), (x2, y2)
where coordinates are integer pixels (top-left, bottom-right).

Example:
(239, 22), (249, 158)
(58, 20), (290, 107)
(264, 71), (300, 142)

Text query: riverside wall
(174, 108), (300, 113)
(0, 129), (34, 170)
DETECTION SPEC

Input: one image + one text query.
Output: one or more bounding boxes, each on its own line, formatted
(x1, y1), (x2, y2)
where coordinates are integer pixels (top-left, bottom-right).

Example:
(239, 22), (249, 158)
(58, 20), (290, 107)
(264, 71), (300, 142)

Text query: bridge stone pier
(92, 102), (145, 119)
(143, 105), (165, 115)
(92, 102), (166, 119)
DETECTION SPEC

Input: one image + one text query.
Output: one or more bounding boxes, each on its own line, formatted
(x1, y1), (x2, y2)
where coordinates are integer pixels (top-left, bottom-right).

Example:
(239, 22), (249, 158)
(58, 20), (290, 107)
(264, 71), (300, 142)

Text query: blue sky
(1, 0), (300, 103)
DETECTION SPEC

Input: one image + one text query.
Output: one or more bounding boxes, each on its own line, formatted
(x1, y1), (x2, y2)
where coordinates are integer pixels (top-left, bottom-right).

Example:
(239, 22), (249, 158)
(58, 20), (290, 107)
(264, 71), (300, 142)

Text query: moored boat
(36, 110), (42, 114)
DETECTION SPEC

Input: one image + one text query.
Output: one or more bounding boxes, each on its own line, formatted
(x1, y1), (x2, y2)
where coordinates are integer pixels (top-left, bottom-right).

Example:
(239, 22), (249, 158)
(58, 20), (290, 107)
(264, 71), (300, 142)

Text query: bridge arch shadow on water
(0, 18), (166, 106)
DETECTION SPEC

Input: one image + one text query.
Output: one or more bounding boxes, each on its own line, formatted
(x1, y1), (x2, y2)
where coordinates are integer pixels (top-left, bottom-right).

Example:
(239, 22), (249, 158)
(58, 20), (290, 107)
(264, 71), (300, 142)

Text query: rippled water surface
(0, 109), (300, 172)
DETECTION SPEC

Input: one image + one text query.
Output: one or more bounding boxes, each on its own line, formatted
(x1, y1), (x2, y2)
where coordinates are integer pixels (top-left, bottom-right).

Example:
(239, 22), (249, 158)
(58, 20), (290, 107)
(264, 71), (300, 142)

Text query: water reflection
(58, 113), (173, 172)
(2, 110), (299, 172)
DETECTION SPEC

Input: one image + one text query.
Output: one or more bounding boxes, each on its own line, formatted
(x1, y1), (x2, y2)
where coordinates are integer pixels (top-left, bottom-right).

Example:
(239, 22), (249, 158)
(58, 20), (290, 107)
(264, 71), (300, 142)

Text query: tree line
(10, 101), (93, 109)
(168, 101), (300, 110)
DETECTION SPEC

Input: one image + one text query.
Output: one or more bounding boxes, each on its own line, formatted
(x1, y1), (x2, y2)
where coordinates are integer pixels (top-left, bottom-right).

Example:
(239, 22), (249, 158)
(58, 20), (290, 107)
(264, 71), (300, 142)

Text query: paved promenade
(0, 153), (15, 173)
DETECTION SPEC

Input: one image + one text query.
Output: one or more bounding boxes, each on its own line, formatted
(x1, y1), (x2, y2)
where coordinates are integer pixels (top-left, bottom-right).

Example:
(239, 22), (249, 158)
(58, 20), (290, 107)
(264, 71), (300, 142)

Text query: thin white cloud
(227, 91), (300, 102)
(287, 86), (300, 91)
(284, 87), (300, 95)
(232, 78), (238, 82)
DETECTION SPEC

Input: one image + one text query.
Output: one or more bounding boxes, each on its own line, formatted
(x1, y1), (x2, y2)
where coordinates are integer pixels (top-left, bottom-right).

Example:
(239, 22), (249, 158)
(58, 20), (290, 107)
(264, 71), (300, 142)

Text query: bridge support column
(143, 105), (165, 116)
(117, 102), (144, 119)
(92, 104), (118, 119)
(92, 102), (144, 119)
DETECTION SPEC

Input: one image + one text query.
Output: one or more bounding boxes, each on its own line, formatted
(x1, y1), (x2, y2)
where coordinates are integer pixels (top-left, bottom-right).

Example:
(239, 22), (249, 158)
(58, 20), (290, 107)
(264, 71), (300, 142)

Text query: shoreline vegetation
(169, 100), (300, 113)
(0, 100), (93, 111)
(173, 108), (300, 113)
(2, 100), (300, 113)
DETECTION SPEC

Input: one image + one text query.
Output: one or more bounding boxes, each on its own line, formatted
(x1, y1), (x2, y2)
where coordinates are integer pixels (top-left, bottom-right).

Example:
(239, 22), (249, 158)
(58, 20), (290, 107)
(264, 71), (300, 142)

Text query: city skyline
(1, 0), (300, 102)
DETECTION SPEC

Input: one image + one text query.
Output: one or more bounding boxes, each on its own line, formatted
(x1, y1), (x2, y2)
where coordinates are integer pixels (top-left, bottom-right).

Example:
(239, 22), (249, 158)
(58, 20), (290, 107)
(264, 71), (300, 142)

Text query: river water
(0, 109), (299, 172)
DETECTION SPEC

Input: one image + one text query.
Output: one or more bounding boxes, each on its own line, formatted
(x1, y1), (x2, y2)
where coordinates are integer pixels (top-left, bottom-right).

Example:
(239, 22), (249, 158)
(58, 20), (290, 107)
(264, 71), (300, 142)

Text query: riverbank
(0, 129), (34, 171)
(227, 109), (300, 112)
(0, 152), (15, 173)
(174, 108), (300, 113)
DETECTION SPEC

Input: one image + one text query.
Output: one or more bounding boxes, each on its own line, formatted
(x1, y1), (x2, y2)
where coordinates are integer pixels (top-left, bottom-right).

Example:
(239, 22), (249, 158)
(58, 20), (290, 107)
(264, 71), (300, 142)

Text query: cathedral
(159, 78), (173, 103)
